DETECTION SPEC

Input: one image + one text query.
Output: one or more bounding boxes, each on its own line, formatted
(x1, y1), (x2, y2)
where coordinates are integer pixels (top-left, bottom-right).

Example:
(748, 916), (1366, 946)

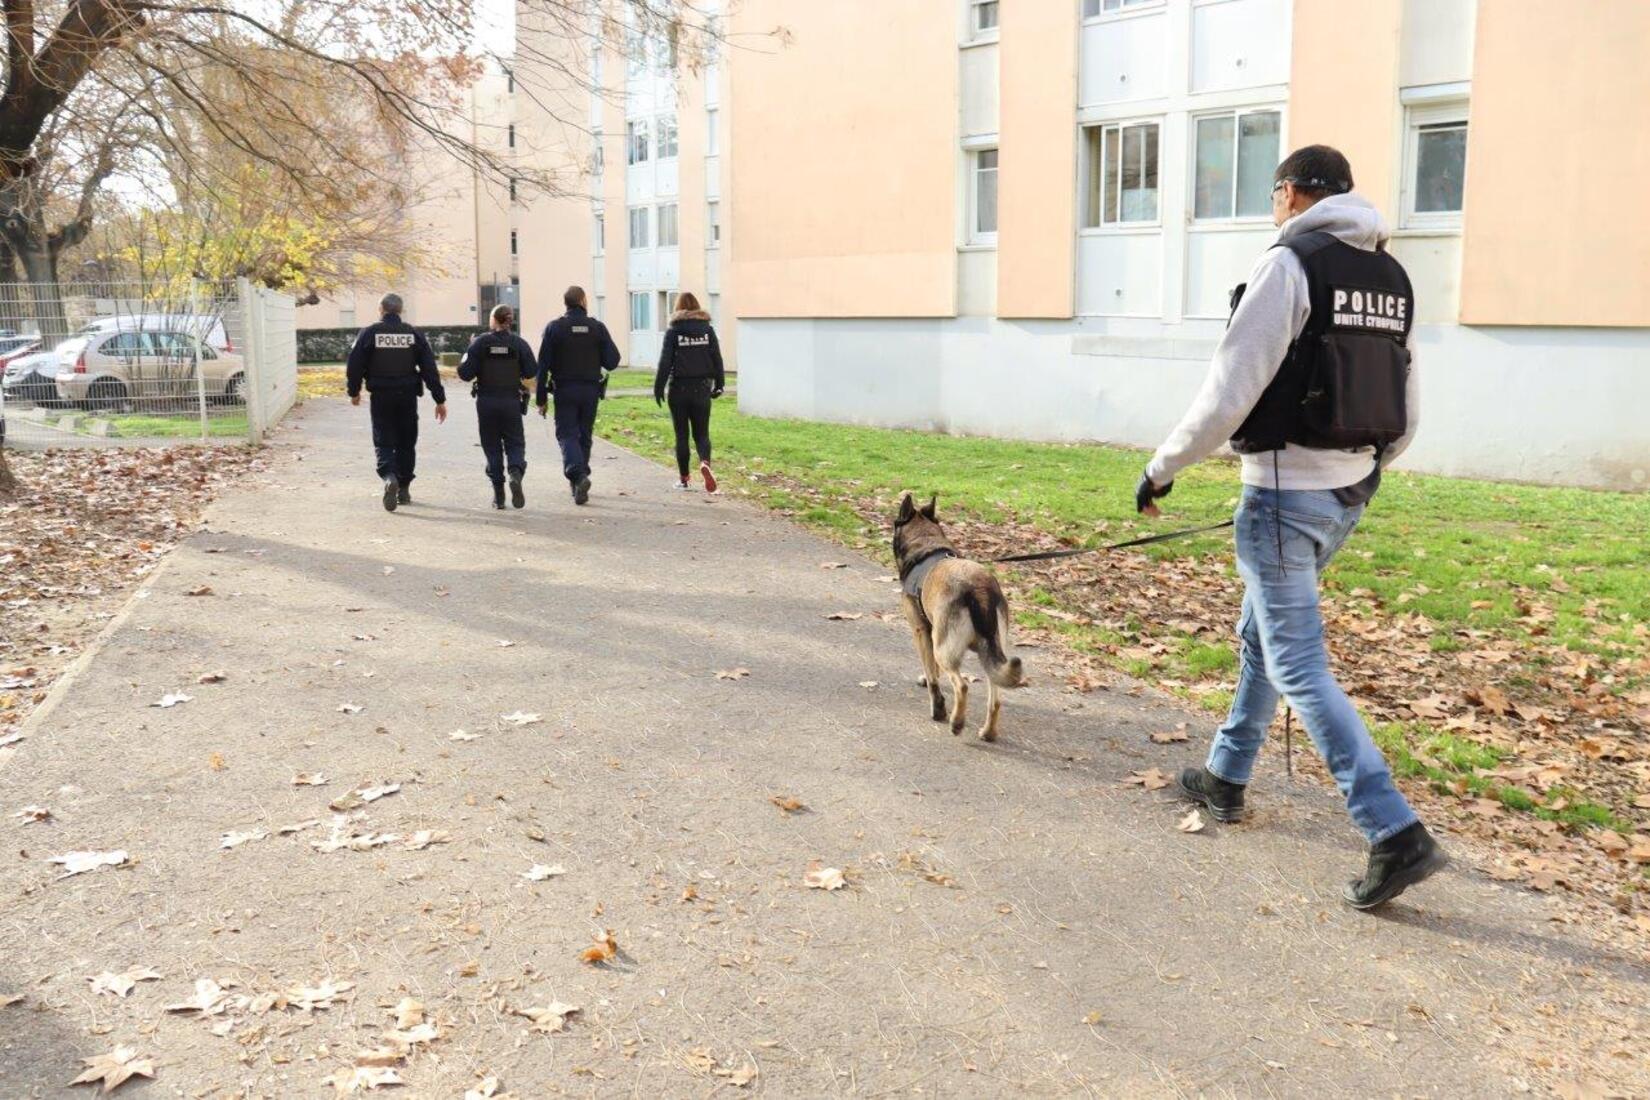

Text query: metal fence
(0, 278), (297, 452)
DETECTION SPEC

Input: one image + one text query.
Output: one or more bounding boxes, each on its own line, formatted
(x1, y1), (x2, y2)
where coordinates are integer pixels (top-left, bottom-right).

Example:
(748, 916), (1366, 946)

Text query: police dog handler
(458, 305), (537, 509)
(536, 286), (621, 505)
(1136, 145), (1446, 910)
(652, 291), (726, 492)
(346, 293), (447, 512)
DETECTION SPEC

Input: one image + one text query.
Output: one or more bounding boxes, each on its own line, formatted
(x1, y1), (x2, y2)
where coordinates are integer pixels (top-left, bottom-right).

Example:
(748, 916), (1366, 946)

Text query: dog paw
(950, 721), (964, 736)
(977, 729), (998, 743)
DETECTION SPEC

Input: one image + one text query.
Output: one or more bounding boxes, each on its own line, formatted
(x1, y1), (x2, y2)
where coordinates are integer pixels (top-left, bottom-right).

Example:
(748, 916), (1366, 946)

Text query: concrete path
(1, 397), (1644, 1098)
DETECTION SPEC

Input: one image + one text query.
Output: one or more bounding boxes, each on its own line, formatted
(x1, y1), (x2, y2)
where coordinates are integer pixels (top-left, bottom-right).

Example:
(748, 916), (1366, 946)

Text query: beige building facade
(727, 0), (1650, 490)
(512, 3), (734, 368)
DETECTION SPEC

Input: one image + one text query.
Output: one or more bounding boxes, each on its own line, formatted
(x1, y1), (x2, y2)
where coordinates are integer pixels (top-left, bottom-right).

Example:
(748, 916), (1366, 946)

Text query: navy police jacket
(535, 306), (620, 404)
(345, 313), (444, 401)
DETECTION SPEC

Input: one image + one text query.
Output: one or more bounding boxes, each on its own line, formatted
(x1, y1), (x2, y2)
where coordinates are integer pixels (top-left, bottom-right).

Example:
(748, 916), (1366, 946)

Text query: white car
(79, 313), (232, 351)
(54, 330), (246, 412)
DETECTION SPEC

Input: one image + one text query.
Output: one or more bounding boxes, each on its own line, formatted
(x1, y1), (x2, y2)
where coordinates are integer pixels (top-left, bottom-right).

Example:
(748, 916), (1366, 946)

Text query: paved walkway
(1, 397), (1645, 1097)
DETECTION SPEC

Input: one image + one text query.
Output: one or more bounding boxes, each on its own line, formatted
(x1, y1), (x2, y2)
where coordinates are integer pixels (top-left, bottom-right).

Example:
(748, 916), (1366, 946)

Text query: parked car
(54, 331), (246, 412)
(79, 313), (232, 352)
(1, 340), (69, 406)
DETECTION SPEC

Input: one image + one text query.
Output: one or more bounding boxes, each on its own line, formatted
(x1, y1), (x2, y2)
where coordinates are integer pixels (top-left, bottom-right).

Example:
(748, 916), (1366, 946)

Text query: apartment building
(727, 0), (1649, 490)
(512, 4), (733, 368)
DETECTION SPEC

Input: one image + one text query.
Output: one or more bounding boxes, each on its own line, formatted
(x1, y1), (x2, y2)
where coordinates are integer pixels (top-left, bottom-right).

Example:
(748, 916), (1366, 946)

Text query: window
(1082, 121), (1160, 227)
(707, 200), (721, 246)
(1083, 0), (1160, 15)
(593, 213), (605, 255)
(591, 130), (604, 175)
(505, 68), (514, 94)
(1403, 102), (1468, 227)
(656, 115), (678, 159)
(595, 295), (605, 321)
(628, 206), (650, 249)
(508, 178), (517, 203)
(706, 109), (719, 155)
(626, 119), (649, 165)
(338, 307), (356, 329)
(507, 124), (515, 150)
(970, 148), (999, 242)
(1192, 109), (1281, 220)
(626, 29), (645, 74)
(708, 293), (719, 322)
(509, 230), (518, 257)
(657, 290), (673, 321)
(706, 15), (722, 64)
(629, 292), (651, 331)
(657, 203), (679, 247)
(970, 1), (999, 35)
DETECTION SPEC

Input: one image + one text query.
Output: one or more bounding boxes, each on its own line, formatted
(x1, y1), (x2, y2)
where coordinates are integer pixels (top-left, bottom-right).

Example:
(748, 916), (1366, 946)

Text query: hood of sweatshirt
(1276, 192), (1389, 251)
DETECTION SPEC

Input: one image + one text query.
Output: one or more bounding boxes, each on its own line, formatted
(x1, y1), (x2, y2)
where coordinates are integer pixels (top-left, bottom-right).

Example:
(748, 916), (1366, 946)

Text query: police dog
(893, 493), (1025, 741)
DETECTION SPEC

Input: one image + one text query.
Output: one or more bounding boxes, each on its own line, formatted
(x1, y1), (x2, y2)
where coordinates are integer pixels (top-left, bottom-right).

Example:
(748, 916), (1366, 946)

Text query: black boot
(397, 483), (411, 506)
(492, 483), (506, 510)
(573, 475), (591, 505)
(509, 471), (525, 509)
(382, 475), (399, 512)
(1175, 766), (1248, 823)
(1343, 822), (1448, 910)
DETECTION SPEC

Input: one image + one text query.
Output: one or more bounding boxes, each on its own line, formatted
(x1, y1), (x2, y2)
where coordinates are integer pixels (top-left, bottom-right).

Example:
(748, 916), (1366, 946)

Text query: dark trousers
(552, 380), (601, 483)
(668, 382), (714, 476)
(476, 394), (527, 485)
(369, 389), (419, 484)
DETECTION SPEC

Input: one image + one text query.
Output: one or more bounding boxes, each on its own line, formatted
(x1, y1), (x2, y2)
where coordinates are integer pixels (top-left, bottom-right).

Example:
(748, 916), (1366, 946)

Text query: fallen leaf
(770, 795), (806, 813)
(337, 703), (364, 715)
(500, 711), (541, 726)
(804, 862), (846, 891)
(325, 1065), (401, 1095)
(1122, 768), (1172, 791)
(403, 830), (450, 851)
(715, 667), (750, 681)
(825, 612), (863, 621)
(514, 1001), (580, 1033)
(287, 979), (354, 1011)
(382, 1023), (439, 1050)
(208, 752), (226, 771)
(819, 562), (848, 570)
(196, 670), (228, 684)
(1177, 809), (1206, 834)
(522, 864), (566, 882)
(381, 566), (396, 576)
(185, 585), (214, 597)
(464, 1077), (505, 1100)
(1082, 1010), (1104, 1026)
(13, 805), (51, 824)
(0, 732), (23, 748)
(219, 829), (266, 850)
(49, 849), (129, 877)
(88, 968), (162, 998)
(151, 693), (192, 708)
(165, 978), (230, 1015)
(579, 929), (618, 965)
(393, 998), (423, 1029)
(69, 1046), (155, 1092)
(292, 772), (328, 786)
(448, 730), (480, 742)
(496, 639), (514, 648)
(1150, 724), (1190, 744)
(330, 783), (400, 811)
(0, 994), (22, 1008)
(858, 680), (879, 689)
(728, 1065), (757, 1087)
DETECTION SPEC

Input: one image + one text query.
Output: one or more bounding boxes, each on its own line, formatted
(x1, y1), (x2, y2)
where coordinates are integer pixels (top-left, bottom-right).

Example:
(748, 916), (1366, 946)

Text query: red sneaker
(700, 461), (718, 493)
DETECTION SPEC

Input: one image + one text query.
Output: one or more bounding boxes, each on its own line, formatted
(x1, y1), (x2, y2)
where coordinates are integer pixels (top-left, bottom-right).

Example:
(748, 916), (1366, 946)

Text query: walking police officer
(458, 305), (537, 509)
(346, 292), (447, 512)
(536, 285), (620, 505)
(1137, 145), (1444, 910)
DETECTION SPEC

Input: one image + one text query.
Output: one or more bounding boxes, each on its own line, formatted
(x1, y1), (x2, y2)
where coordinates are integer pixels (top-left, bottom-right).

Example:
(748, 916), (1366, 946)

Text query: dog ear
(920, 494), (938, 520)
(896, 493), (916, 524)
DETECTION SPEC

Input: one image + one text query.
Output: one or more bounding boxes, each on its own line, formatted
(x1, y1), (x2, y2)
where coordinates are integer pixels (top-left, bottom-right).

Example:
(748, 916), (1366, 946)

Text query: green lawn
(103, 411), (249, 439)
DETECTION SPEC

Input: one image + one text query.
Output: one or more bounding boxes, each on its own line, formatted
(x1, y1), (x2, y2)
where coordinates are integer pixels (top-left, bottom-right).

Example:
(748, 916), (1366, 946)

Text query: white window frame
(968, 147), (999, 245)
(1189, 106), (1284, 224)
(656, 115), (678, 160)
(1082, 0), (1165, 20)
(1401, 97), (1469, 231)
(628, 205), (650, 249)
(967, 0), (999, 43)
(706, 108), (719, 155)
(707, 200), (721, 247)
(593, 211), (605, 256)
(656, 203), (679, 248)
(626, 119), (650, 166)
(657, 290), (673, 322)
(1080, 118), (1162, 231)
(629, 292), (651, 331)
(707, 293), (720, 322)
(590, 130), (603, 177)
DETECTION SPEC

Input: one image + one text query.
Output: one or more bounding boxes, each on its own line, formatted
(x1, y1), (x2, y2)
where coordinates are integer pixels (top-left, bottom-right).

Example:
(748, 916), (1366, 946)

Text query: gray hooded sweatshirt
(1145, 193), (1420, 491)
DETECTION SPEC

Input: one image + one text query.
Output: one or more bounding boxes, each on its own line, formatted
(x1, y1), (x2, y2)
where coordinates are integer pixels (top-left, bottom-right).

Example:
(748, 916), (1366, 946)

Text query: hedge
(297, 325), (492, 365)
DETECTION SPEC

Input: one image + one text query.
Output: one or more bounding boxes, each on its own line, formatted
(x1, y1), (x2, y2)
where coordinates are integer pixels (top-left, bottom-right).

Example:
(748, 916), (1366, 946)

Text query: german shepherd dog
(893, 493), (1025, 741)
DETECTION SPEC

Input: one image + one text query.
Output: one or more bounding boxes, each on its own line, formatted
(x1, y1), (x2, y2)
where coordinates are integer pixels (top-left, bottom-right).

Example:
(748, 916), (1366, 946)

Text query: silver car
(54, 330), (246, 412)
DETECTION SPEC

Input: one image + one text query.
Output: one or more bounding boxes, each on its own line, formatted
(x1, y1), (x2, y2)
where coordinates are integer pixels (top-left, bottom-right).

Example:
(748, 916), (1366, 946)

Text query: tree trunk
(0, 446), (17, 498)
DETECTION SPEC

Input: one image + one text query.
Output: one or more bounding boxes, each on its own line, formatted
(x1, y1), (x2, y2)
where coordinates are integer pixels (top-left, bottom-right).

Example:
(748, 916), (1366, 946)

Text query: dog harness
(900, 548), (956, 599)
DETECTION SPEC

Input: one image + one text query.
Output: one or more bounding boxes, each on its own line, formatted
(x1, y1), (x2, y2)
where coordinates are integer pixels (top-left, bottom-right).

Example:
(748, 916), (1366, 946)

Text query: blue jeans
(1206, 486), (1418, 844)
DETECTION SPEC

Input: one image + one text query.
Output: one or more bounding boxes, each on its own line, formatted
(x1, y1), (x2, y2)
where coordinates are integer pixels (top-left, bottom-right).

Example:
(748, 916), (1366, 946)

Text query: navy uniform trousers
(477, 394), (527, 485)
(552, 379), (602, 483)
(369, 389), (420, 485)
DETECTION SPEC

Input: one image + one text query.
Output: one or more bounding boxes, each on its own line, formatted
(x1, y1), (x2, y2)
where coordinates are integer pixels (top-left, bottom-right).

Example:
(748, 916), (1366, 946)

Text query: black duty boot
(382, 475), (399, 512)
(1343, 822), (1448, 911)
(573, 476), (591, 505)
(509, 471), (525, 509)
(397, 483), (411, 506)
(492, 483), (506, 510)
(1175, 766), (1248, 823)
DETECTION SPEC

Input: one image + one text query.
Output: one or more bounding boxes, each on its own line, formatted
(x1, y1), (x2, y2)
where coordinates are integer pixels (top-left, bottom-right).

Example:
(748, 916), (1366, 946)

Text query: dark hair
(490, 304), (513, 327)
(563, 285), (586, 310)
(674, 291), (700, 314)
(1274, 145), (1353, 197)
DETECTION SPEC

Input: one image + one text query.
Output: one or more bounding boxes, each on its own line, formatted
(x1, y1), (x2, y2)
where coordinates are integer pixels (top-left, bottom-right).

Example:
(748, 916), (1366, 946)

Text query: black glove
(598, 376), (609, 400)
(711, 387), (724, 399)
(654, 391), (664, 407)
(1135, 469), (1172, 514)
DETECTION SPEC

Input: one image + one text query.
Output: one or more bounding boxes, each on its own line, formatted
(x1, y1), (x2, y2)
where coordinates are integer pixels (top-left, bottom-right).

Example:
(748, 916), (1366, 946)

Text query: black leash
(990, 520), (1234, 564)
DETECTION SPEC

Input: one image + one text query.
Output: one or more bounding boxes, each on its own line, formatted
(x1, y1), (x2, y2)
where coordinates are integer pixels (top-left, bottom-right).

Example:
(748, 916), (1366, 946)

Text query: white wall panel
(705, 248), (722, 293)
(960, 42), (1000, 136)
(1080, 14), (1168, 105)
(1078, 234), (1161, 316)
(1388, 235), (1462, 325)
(655, 157), (679, 198)
(1400, 0), (1475, 87)
(1190, 0), (1292, 93)
(1183, 228), (1272, 318)
(704, 155), (721, 200)
(957, 249), (997, 317)
(627, 248), (654, 287)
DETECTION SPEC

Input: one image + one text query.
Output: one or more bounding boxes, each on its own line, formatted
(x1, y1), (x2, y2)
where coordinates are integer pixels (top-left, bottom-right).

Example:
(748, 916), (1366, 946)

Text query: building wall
(731, 0), (1650, 490)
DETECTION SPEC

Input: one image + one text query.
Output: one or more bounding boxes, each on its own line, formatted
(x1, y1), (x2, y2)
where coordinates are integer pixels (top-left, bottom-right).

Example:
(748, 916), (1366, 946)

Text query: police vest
(1230, 231), (1414, 456)
(368, 321), (419, 382)
(554, 317), (603, 382)
(477, 339), (522, 394)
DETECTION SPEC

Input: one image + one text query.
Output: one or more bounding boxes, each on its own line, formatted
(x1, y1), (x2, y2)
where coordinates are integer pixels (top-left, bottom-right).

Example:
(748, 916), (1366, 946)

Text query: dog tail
(970, 588), (1025, 688)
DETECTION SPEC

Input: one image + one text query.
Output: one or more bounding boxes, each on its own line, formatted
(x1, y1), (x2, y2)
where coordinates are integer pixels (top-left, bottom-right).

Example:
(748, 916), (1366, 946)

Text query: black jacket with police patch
(345, 314), (444, 401)
(653, 310), (724, 401)
(457, 330), (537, 400)
(535, 306), (620, 404)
